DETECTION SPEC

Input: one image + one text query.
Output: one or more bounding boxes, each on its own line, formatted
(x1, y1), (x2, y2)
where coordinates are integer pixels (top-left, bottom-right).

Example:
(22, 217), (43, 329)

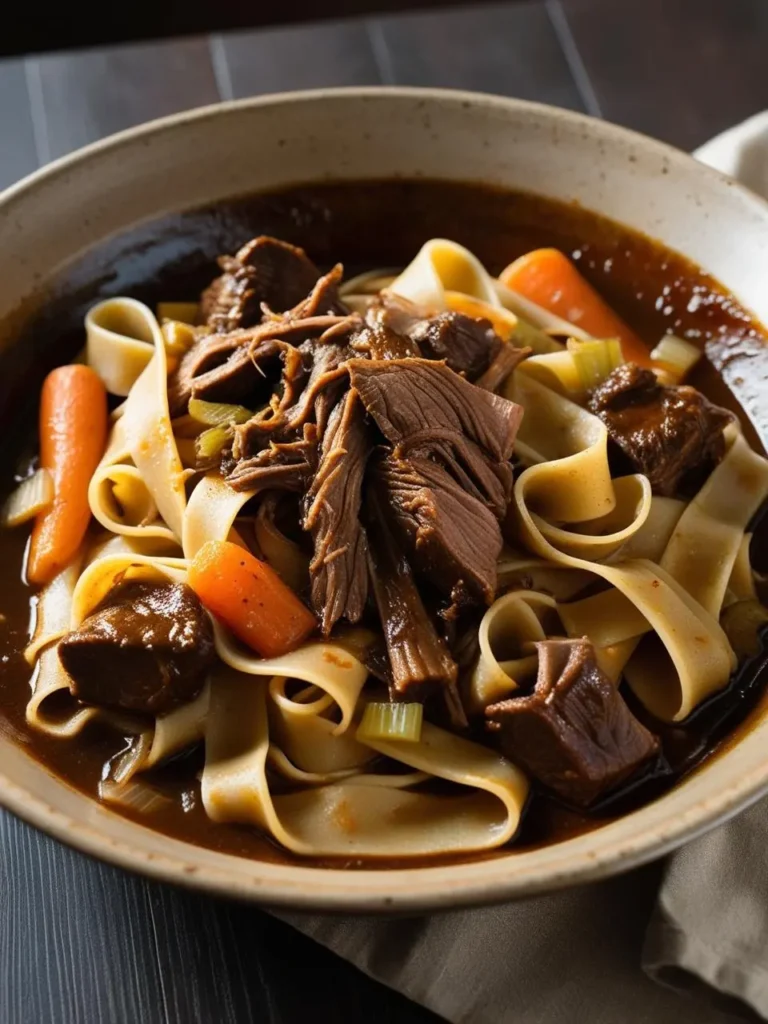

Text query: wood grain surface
(0, 2), (765, 1021)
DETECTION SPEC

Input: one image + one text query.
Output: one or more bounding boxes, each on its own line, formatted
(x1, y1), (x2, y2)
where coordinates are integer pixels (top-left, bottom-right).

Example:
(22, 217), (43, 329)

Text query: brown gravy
(1, 179), (766, 870)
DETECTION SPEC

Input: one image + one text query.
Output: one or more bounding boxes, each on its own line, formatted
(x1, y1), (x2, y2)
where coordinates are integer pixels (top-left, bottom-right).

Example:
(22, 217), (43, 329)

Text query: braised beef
(588, 363), (732, 496)
(234, 333), (357, 459)
(367, 489), (462, 721)
(58, 582), (215, 715)
(374, 453), (502, 604)
(228, 428), (317, 493)
(169, 333), (308, 419)
(277, 264), (348, 320)
(201, 236), (321, 332)
(409, 311), (500, 379)
(486, 638), (659, 806)
(475, 341), (531, 392)
(348, 358), (523, 461)
(351, 296), (421, 360)
(303, 390), (370, 633)
(399, 432), (513, 519)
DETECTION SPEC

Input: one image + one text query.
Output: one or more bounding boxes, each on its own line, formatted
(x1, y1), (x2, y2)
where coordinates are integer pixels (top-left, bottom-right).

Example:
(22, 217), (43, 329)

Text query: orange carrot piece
(189, 540), (317, 658)
(27, 365), (108, 585)
(500, 248), (652, 367)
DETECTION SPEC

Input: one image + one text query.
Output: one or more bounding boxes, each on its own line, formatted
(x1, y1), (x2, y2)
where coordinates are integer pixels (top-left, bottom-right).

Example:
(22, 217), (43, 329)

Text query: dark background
(1, 2), (767, 1022)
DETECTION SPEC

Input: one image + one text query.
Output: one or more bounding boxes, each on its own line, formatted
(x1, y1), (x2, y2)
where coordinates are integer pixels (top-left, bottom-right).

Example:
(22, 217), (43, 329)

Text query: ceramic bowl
(1, 88), (767, 912)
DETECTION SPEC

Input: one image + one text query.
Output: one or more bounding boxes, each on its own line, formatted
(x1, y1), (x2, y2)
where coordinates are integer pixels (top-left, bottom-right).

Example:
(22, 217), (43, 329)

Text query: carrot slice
(500, 248), (652, 367)
(27, 365), (108, 585)
(189, 540), (317, 658)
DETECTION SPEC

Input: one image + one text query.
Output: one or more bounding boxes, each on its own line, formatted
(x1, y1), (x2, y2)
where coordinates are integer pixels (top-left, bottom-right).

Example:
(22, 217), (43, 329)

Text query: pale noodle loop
(470, 590), (559, 712)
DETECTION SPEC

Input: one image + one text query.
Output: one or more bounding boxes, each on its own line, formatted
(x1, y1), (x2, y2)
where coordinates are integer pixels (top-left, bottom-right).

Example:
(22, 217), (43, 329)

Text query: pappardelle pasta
(4, 223), (768, 862)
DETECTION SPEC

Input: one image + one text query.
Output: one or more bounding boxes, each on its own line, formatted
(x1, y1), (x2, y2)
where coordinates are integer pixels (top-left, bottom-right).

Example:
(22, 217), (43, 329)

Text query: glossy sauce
(0, 179), (766, 869)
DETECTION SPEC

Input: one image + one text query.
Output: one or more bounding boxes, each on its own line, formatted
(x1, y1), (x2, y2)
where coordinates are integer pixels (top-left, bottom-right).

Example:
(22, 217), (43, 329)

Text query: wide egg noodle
(388, 238), (585, 346)
(202, 667), (529, 858)
(557, 427), (768, 713)
(24, 559), (101, 737)
(86, 298), (156, 397)
(469, 590), (558, 712)
(89, 298), (187, 540)
(507, 370), (735, 722)
(88, 463), (176, 545)
(182, 473), (255, 558)
(659, 427), (768, 618)
(267, 677), (374, 776)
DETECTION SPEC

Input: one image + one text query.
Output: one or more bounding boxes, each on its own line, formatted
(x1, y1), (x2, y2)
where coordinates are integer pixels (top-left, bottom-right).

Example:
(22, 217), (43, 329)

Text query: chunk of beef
(475, 341), (531, 392)
(200, 236), (321, 332)
(235, 333), (358, 457)
(486, 638), (659, 806)
(409, 311), (501, 379)
(588, 363), (732, 496)
(168, 332), (308, 419)
(348, 358), (523, 462)
(303, 390), (370, 634)
(351, 295), (422, 360)
(398, 431), (512, 519)
(367, 488), (463, 722)
(374, 454), (502, 604)
(273, 264), (348, 320)
(228, 428), (317, 493)
(59, 582), (216, 715)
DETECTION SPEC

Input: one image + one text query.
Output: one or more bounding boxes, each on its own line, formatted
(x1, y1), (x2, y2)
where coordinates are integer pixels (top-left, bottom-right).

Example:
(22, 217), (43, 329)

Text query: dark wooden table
(2, 2), (768, 1021)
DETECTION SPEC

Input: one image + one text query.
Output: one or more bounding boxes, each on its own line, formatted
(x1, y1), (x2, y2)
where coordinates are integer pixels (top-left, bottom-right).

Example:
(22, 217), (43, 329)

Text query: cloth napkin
(277, 114), (768, 1024)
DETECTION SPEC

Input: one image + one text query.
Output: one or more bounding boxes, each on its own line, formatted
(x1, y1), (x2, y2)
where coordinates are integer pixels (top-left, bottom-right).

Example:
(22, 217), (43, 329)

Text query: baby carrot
(500, 248), (652, 367)
(189, 540), (317, 658)
(27, 365), (108, 585)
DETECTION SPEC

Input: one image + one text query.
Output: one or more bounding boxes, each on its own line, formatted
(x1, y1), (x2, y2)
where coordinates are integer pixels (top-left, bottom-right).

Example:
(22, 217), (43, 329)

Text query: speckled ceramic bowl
(1, 88), (767, 912)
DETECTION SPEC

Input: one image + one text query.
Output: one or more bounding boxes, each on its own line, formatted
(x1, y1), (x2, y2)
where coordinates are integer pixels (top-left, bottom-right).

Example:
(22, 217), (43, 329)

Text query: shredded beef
(233, 333), (356, 458)
(475, 341), (531, 392)
(227, 427), (317, 493)
(588, 363), (732, 496)
(303, 391), (370, 634)
(373, 453), (502, 604)
(352, 297), (422, 360)
(201, 236), (321, 332)
(408, 311), (501, 379)
(59, 582), (215, 715)
(348, 358), (523, 462)
(367, 488), (462, 719)
(486, 637), (659, 806)
(168, 333), (308, 419)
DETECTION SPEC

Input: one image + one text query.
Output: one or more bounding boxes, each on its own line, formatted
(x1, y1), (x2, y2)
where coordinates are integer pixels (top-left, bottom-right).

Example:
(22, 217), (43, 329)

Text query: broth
(0, 179), (766, 869)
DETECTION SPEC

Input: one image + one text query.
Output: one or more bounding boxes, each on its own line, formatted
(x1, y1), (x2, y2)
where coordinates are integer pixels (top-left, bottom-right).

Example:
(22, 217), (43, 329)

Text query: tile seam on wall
(209, 34), (235, 102)
(544, 0), (602, 118)
(22, 58), (50, 167)
(365, 19), (397, 85)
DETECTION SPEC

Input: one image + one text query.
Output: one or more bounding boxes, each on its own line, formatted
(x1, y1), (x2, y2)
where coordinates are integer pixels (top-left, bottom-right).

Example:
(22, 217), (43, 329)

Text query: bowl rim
(3, 85), (768, 912)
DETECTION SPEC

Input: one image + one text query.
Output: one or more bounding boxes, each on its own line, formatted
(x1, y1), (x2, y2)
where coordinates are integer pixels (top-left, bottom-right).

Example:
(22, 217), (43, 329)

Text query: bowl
(1, 87), (767, 912)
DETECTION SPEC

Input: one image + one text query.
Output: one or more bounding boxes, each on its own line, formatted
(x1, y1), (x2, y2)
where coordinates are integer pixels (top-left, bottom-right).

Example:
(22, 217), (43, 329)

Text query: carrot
(500, 248), (652, 367)
(189, 540), (317, 658)
(27, 365), (108, 585)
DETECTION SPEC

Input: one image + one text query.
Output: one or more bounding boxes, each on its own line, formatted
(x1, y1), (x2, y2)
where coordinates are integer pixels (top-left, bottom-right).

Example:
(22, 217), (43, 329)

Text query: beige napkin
(277, 116), (768, 1024)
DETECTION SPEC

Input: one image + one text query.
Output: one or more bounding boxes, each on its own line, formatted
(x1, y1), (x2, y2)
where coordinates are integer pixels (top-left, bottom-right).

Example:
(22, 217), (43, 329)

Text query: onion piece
(1, 469), (54, 528)
(721, 599), (768, 660)
(99, 779), (173, 814)
(195, 425), (232, 462)
(188, 398), (253, 427)
(651, 334), (702, 384)
(157, 302), (200, 325)
(161, 320), (197, 357)
(357, 702), (424, 743)
(567, 338), (624, 390)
